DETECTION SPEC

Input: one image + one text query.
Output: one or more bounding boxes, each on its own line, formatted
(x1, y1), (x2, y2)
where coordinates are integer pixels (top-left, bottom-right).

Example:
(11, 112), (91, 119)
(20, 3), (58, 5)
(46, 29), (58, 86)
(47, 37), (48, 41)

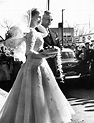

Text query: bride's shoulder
(30, 28), (36, 33)
(29, 28), (43, 40)
(29, 28), (38, 37)
(24, 28), (37, 42)
(25, 28), (35, 36)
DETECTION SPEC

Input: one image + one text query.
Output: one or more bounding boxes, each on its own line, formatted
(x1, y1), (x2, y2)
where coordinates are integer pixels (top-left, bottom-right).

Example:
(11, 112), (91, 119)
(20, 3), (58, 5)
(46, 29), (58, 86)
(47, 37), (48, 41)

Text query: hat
(85, 40), (91, 44)
(80, 43), (85, 47)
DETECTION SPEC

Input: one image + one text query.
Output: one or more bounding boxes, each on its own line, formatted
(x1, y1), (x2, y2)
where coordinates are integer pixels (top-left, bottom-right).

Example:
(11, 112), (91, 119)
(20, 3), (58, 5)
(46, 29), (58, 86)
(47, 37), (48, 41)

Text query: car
(61, 48), (81, 80)
(56, 48), (90, 82)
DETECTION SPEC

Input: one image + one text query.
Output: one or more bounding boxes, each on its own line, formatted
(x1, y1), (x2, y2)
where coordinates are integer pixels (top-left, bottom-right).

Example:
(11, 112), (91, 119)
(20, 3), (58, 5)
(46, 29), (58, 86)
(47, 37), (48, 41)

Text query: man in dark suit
(41, 10), (61, 77)
(84, 41), (94, 88)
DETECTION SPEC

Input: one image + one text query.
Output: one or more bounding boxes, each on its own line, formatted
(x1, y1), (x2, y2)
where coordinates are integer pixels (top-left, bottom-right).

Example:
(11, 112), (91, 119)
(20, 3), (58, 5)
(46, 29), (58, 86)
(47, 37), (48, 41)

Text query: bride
(0, 8), (75, 123)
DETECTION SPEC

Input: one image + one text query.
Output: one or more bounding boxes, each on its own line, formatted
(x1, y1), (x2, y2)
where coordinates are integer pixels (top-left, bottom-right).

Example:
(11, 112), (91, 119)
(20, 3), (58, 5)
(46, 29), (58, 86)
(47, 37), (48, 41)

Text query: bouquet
(39, 46), (64, 82)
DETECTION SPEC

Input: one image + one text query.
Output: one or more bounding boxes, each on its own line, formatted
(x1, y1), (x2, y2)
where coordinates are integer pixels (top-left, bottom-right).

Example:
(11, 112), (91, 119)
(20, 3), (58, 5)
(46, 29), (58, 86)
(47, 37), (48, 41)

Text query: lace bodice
(25, 28), (44, 55)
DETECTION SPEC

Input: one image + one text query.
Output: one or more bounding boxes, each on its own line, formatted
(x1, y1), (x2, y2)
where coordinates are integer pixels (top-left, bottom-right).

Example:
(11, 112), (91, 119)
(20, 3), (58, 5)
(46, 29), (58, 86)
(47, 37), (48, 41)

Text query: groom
(41, 10), (61, 77)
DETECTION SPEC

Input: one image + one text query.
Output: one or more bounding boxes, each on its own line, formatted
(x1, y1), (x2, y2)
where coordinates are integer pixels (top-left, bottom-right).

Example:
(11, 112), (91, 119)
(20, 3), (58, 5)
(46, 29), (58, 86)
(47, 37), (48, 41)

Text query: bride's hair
(31, 8), (43, 17)
(27, 8), (43, 27)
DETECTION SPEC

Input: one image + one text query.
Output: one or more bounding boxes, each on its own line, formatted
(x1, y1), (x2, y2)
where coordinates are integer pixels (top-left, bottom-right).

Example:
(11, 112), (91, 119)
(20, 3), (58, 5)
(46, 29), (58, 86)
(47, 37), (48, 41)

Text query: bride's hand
(53, 46), (60, 52)
(39, 48), (58, 58)
(40, 53), (56, 59)
(30, 51), (56, 59)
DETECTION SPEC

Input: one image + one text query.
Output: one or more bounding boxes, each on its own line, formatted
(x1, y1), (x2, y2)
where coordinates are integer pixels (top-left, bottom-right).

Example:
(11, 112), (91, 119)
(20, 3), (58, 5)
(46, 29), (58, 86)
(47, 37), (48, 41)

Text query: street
(59, 78), (94, 123)
(68, 88), (94, 123)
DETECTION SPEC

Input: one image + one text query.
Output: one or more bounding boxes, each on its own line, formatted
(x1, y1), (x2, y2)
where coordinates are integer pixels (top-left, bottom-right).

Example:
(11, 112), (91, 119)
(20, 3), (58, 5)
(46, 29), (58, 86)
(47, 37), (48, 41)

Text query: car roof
(61, 48), (74, 52)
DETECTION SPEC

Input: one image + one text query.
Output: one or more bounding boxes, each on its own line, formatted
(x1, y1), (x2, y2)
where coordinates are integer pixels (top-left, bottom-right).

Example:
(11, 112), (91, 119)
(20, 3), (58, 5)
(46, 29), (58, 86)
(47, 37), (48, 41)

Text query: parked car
(56, 48), (90, 82)
(0, 36), (5, 46)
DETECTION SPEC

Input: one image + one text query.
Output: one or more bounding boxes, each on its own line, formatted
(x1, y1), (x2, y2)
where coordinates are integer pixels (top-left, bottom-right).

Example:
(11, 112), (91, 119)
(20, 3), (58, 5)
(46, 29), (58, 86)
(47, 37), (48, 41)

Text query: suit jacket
(43, 28), (61, 48)
(35, 27), (61, 48)
(43, 28), (61, 76)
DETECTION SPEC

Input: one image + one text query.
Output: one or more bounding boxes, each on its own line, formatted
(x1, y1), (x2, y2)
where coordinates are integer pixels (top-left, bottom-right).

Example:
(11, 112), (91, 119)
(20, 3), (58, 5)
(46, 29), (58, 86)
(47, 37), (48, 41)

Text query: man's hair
(43, 10), (53, 21)
(43, 10), (53, 17)
(44, 10), (52, 15)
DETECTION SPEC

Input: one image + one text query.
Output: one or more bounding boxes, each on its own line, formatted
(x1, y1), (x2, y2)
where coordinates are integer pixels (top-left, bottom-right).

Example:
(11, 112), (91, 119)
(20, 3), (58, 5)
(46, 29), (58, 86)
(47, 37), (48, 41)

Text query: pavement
(67, 88), (94, 123)
(0, 88), (8, 110)
(0, 88), (94, 122)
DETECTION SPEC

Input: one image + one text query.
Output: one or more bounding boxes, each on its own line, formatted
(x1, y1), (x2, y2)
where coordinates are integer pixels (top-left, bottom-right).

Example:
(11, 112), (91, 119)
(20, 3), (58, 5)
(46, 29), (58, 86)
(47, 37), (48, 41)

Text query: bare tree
(0, 18), (12, 32)
(74, 23), (89, 36)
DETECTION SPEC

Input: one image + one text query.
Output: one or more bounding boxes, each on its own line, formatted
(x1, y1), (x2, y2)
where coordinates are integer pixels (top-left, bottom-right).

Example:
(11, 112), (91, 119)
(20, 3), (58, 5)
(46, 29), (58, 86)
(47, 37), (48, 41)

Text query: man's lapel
(48, 28), (56, 44)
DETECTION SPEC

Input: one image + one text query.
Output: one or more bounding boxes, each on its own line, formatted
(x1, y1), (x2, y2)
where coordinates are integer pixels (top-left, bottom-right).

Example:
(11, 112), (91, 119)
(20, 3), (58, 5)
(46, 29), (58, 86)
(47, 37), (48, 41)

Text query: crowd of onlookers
(64, 40), (94, 88)
(64, 40), (94, 61)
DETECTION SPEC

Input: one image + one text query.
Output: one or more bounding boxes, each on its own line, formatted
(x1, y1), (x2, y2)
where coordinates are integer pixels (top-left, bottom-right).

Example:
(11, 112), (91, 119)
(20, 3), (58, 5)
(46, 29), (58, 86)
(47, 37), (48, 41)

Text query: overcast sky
(0, 0), (94, 37)
(0, 0), (94, 26)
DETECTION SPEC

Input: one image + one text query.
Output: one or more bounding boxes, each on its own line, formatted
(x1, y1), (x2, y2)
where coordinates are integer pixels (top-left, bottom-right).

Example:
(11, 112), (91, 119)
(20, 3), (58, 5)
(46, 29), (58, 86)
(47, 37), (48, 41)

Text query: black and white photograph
(0, 0), (94, 122)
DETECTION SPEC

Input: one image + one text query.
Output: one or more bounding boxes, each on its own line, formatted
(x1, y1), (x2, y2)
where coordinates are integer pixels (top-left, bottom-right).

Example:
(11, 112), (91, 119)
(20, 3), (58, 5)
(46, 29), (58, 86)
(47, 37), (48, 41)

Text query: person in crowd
(0, 44), (11, 83)
(36, 10), (61, 78)
(70, 44), (76, 52)
(84, 41), (93, 62)
(0, 8), (75, 123)
(84, 40), (94, 88)
(77, 44), (88, 75)
(78, 43), (86, 60)
(75, 45), (82, 60)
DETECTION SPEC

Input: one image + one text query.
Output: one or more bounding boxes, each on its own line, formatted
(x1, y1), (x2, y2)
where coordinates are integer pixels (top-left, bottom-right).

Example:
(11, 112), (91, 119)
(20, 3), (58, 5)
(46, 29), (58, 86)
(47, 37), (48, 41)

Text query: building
(51, 22), (74, 46)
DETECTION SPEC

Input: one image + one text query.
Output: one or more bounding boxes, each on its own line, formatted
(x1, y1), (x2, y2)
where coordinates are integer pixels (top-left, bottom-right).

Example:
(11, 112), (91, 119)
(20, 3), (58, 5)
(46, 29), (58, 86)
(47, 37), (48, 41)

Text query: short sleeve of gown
(25, 29), (37, 55)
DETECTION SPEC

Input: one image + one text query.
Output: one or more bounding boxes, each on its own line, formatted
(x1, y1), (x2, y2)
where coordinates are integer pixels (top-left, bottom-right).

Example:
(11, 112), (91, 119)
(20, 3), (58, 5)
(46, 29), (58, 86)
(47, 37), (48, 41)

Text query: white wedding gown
(0, 28), (75, 123)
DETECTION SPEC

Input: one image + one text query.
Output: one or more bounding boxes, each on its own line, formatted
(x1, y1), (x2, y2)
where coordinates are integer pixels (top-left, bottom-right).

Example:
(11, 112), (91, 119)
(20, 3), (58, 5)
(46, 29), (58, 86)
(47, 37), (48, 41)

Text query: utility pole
(47, 0), (50, 10)
(62, 9), (65, 46)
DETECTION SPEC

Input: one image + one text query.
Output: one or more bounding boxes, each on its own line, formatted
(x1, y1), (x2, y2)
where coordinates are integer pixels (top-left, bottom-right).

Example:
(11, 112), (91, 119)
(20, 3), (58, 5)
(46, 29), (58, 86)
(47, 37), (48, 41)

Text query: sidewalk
(0, 88), (8, 110)
(68, 89), (94, 123)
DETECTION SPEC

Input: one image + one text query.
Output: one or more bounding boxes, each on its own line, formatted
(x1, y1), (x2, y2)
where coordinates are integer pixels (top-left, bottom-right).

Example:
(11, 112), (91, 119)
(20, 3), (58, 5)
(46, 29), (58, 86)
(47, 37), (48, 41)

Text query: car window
(0, 36), (4, 42)
(61, 51), (75, 59)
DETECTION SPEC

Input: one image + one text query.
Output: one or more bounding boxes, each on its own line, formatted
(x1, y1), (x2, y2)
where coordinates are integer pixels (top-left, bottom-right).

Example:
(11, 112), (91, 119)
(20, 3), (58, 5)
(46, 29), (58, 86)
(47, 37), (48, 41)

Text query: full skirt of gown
(0, 53), (75, 123)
